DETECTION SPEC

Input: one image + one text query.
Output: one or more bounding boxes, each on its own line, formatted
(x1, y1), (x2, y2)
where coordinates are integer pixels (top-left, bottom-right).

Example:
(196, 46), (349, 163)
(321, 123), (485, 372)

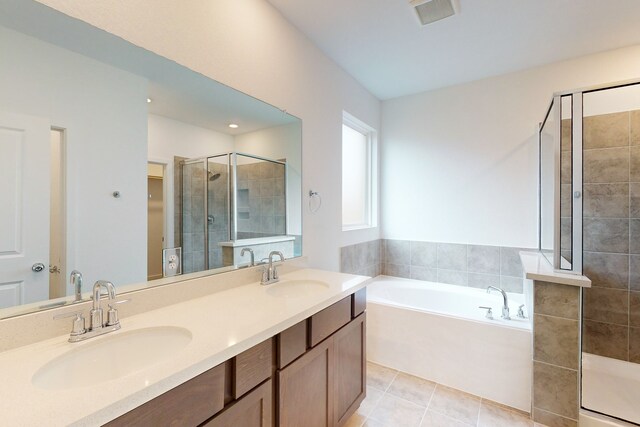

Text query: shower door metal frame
(182, 153), (233, 271)
(539, 77), (640, 426)
(538, 94), (584, 275)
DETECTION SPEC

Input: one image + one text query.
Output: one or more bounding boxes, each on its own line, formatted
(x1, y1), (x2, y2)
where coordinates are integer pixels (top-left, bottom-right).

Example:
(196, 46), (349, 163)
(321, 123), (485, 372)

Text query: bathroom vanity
(0, 268), (368, 426)
(106, 290), (366, 427)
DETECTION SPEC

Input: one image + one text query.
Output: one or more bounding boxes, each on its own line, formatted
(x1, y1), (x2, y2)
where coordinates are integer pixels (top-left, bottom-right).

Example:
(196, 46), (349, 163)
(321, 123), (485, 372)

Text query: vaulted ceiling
(267, 0), (640, 99)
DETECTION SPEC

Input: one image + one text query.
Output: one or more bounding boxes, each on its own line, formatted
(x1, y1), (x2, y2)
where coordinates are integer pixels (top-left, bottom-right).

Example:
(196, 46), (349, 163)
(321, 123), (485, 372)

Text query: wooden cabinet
(278, 313), (366, 427)
(203, 379), (272, 427)
(277, 320), (307, 369)
(234, 338), (274, 399)
(333, 314), (366, 426)
(309, 296), (351, 347)
(103, 290), (366, 427)
(104, 362), (228, 427)
(278, 338), (333, 427)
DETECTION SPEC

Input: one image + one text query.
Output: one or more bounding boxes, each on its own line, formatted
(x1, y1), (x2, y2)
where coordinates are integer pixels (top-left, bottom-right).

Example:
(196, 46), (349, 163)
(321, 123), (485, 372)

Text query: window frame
(341, 111), (377, 231)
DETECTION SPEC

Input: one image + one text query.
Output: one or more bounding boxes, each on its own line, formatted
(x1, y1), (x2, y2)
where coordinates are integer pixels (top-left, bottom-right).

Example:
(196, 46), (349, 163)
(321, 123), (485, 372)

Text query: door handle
(32, 263), (45, 272)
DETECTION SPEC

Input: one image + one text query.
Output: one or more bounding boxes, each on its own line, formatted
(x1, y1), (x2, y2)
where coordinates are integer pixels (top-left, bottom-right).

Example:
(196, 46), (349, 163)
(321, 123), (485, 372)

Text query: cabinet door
(278, 338), (334, 427)
(203, 379), (272, 427)
(333, 313), (366, 426)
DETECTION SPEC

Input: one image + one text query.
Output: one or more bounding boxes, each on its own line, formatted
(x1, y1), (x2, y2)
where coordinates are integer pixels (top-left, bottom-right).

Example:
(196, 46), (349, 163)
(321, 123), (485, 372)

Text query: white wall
(234, 123), (302, 235)
(148, 114), (234, 160)
(0, 25), (148, 292)
(382, 44), (640, 248)
(36, 0), (382, 271)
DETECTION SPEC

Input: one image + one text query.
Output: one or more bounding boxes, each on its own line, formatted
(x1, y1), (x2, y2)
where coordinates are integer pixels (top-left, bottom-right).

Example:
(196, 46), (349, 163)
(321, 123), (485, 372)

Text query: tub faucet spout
(486, 286), (510, 320)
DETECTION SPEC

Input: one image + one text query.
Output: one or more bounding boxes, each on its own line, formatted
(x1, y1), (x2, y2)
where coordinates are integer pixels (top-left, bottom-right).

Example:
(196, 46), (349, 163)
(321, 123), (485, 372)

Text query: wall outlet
(163, 247), (182, 277)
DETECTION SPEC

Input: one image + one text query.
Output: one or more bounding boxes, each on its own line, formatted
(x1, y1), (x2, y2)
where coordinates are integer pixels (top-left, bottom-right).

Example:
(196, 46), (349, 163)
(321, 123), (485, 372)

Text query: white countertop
(519, 251), (591, 288)
(0, 268), (369, 426)
(218, 235), (295, 247)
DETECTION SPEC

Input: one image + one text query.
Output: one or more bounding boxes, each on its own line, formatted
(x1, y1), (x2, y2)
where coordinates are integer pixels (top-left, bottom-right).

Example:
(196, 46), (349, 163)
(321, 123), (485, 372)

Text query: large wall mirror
(0, 1), (302, 318)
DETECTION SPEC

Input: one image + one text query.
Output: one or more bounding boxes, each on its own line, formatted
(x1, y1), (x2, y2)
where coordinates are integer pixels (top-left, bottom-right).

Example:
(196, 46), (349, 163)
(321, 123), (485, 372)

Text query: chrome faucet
(70, 270), (83, 302)
(487, 286), (510, 320)
(90, 280), (117, 330)
(241, 247), (255, 266)
(54, 280), (128, 343)
(261, 251), (284, 285)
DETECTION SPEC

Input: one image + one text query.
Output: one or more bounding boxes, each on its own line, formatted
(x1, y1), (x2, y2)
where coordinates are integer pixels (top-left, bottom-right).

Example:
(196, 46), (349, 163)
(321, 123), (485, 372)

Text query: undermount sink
(32, 326), (192, 390)
(266, 279), (330, 298)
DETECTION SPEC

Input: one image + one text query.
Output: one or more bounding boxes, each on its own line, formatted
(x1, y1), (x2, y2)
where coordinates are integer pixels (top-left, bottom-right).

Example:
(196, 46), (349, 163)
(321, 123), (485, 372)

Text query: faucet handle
(261, 265), (270, 284)
(479, 306), (493, 320)
(106, 299), (130, 326)
(517, 304), (526, 319)
(54, 311), (86, 336)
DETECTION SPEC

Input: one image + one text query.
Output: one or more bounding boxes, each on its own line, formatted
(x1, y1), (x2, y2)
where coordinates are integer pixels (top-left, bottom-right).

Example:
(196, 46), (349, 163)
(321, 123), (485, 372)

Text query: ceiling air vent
(410, 0), (459, 26)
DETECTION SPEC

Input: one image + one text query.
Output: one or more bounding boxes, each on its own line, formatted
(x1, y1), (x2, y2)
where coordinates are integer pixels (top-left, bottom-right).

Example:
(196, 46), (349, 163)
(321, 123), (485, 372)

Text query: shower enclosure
(178, 152), (287, 274)
(539, 80), (640, 425)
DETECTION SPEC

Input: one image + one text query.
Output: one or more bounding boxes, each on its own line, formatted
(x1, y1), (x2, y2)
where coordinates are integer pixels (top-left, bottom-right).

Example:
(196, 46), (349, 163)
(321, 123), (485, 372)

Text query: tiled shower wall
(236, 161), (286, 238)
(580, 109), (640, 363)
(340, 239), (530, 293)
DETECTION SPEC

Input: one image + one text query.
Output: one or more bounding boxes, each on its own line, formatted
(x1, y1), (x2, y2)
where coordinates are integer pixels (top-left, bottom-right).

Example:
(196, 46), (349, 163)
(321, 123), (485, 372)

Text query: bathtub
(367, 276), (532, 412)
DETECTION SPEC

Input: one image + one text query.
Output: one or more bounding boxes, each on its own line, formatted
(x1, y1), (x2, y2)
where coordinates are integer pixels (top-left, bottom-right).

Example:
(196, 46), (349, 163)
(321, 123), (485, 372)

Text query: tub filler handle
(478, 306), (493, 320)
(517, 304), (527, 319)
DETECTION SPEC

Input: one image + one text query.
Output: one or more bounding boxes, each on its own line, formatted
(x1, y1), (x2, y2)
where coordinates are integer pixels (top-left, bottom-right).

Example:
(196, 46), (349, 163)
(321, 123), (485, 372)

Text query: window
(342, 112), (377, 230)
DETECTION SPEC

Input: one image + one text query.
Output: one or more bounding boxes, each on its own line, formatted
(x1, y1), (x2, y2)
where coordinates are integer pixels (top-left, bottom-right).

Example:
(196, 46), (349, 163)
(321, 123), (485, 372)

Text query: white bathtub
(367, 276), (532, 412)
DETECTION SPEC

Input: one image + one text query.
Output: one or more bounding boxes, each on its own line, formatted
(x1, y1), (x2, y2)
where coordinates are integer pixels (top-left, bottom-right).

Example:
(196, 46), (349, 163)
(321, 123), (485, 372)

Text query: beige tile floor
(345, 362), (549, 427)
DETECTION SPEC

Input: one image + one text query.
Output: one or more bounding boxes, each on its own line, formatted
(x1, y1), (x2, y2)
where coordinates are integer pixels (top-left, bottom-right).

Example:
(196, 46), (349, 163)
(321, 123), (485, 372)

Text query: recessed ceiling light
(146, 98), (152, 103)
(228, 123), (239, 129)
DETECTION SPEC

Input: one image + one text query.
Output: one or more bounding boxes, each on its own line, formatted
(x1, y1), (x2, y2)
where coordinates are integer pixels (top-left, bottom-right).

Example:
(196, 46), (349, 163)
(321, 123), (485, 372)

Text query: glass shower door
(206, 155), (230, 269)
(580, 83), (640, 425)
(181, 160), (206, 274)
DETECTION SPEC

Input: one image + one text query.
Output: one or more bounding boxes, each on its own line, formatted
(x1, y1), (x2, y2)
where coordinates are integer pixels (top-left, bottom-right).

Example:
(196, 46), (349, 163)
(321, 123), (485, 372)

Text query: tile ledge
(519, 251), (591, 288)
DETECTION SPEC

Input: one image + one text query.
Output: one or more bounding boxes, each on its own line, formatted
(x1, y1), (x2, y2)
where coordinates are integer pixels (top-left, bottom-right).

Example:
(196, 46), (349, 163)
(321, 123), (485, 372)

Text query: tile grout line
(417, 384), (436, 427)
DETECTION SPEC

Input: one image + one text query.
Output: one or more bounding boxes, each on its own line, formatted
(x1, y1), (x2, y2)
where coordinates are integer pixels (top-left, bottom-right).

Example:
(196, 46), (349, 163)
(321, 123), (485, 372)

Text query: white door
(0, 111), (51, 308)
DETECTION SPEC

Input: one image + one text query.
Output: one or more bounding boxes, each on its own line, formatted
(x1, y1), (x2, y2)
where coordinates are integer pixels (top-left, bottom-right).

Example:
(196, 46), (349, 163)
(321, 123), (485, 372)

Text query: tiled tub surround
(340, 240), (383, 277)
(578, 109), (640, 363)
(367, 276), (532, 412)
(340, 239), (530, 293)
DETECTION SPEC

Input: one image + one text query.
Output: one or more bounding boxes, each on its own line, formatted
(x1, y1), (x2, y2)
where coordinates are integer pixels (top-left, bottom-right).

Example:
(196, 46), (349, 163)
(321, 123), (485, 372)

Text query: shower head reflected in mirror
(208, 172), (221, 181)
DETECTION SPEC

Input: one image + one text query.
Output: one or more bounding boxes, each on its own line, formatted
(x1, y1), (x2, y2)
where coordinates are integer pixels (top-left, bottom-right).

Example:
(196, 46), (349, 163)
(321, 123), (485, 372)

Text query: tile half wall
(340, 239), (531, 294)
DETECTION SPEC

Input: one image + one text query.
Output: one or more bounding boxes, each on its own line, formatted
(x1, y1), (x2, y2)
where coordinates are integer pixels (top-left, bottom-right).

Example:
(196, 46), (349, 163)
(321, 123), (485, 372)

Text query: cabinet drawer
(104, 362), (226, 427)
(234, 338), (273, 399)
(277, 320), (307, 369)
(203, 379), (272, 427)
(309, 297), (351, 347)
(352, 288), (366, 318)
